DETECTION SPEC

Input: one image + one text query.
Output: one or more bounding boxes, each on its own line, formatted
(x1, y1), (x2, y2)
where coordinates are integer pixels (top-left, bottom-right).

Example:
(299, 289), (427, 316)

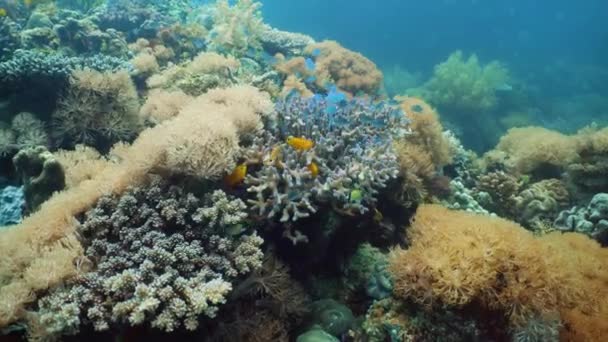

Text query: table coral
(31, 178), (263, 339)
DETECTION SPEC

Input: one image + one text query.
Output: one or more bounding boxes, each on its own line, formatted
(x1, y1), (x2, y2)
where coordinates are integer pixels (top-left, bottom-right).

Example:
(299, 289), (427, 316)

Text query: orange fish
(307, 162), (319, 178)
(224, 164), (247, 187)
(264, 145), (282, 167)
(286, 136), (314, 151)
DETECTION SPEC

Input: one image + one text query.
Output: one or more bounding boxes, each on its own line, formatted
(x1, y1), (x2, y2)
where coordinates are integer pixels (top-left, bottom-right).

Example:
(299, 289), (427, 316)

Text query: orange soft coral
(389, 204), (608, 337)
(305, 40), (383, 96)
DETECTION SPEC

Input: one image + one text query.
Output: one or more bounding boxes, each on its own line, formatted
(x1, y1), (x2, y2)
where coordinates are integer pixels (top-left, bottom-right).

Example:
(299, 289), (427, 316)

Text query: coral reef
(260, 26), (315, 56)
(0, 112), (49, 156)
(0, 49), (131, 92)
(30, 178), (263, 338)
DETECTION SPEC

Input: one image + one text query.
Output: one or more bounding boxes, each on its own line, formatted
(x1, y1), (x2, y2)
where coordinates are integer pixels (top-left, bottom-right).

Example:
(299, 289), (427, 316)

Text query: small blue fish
(326, 86), (346, 104)
(305, 75), (317, 83)
(311, 48), (321, 57)
(192, 38), (206, 50)
(305, 58), (316, 71)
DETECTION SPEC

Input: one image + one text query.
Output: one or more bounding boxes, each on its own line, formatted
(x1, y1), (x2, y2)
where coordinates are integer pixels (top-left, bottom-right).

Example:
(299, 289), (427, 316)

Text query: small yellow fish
(0, 8), (6, 16)
(286, 136), (314, 151)
(224, 164), (247, 187)
(264, 145), (282, 166)
(307, 162), (319, 177)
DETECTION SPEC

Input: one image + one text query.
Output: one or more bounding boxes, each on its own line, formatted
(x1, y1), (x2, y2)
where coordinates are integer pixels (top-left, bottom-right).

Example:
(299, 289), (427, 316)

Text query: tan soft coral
(398, 96), (452, 168)
(393, 97), (452, 202)
(389, 204), (608, 336)
(490, 126), (578, 175)
(305, 40), (383, 96)
(139, 89), (194, 124)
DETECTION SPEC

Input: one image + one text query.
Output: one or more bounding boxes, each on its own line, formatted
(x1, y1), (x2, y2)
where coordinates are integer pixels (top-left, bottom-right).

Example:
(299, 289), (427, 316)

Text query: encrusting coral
(13, 146), (66, 213)
(512, 178), (570, 231)
(29, 177), (263, 339)
(389, 204), (608, 339)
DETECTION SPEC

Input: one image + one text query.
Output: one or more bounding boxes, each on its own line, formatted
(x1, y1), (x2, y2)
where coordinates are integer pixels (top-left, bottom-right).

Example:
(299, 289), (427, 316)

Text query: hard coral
(389, 204), (608, 337)
(305, 40), (383, 96)
(513, 179), (570, 231)
(244, 94), (407, 223)
(31, 178), (263, 338)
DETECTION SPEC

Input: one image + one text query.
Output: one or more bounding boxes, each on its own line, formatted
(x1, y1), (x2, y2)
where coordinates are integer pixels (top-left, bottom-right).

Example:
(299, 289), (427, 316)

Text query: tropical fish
(349, 189), (363, 203)
(0, 8), (6, 17)
(263, 145), (283, 167)
(286, 136), (314, 151)
(224, 163), (247, 187)
(305, 57), (316, 71)
(307, 162), (319, 178)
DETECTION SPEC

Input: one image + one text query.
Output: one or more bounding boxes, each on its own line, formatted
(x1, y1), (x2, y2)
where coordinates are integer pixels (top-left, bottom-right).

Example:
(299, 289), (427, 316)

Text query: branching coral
(304, 40), (383, 96)
(418, 50), (509, 113)
(52, 69), (141, 149)
(389, 204), (608, 338)
(244, 93), (408, 223)
(0, 85), (270, 328)
(30, 178), (263, 339)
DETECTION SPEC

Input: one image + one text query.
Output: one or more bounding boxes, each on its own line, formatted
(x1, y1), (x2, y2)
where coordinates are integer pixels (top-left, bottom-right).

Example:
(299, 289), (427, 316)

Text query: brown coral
(389, 205), (608, 336)
(491, 126), (578, 176)
(475, 170), (520, 217)
(513, 179), (570, 231)
(305, 40), (383, 96)
(399, 96), (452, 168)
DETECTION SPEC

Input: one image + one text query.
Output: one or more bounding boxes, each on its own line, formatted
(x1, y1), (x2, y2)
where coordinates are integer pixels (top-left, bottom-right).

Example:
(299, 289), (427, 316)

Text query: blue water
(263, 0), (608, 71)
